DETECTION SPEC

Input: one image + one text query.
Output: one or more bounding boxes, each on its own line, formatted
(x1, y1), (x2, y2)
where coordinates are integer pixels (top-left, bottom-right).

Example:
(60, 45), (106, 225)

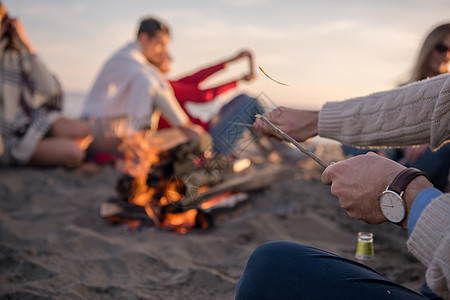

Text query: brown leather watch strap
(389, 168), (430, 195)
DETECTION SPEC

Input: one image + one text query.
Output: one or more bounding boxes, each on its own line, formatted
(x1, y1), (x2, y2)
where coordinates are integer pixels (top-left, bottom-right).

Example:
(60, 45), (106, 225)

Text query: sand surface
(0, 145), (426, 299)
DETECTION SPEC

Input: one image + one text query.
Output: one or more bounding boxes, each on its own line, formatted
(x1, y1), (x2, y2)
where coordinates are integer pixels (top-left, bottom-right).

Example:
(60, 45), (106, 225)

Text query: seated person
(81, 17), (204, 157)
(240, 73), (450, 299)
(0, 4), (91, 168)
(157, 50), (256, 130)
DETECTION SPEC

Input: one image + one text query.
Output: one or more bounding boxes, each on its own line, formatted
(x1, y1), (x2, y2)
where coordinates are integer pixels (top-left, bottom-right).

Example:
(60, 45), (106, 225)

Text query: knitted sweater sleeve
(318, 74), (450, 150)
(406, 194), (450, 299)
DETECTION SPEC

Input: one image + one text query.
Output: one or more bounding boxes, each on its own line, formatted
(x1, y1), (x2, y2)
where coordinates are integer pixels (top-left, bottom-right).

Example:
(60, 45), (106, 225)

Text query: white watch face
(380, 191), (406, 223)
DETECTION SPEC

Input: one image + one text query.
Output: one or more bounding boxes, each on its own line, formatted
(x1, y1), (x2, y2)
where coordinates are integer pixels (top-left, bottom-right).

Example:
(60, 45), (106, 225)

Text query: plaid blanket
(0, 38), (62, 165)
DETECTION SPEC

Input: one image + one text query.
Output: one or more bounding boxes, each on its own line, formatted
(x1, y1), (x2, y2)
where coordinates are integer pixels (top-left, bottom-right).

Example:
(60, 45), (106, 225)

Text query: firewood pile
(99, 129), (294, 233)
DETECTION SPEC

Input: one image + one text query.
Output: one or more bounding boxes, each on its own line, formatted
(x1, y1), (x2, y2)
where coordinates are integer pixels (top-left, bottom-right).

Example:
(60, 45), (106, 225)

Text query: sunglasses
(435, 43), (449, 54)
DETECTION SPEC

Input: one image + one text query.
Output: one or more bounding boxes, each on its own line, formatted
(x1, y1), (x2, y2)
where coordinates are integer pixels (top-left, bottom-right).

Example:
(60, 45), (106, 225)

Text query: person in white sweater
(81, 17), (204, 156)
(236, 73), (450, 299)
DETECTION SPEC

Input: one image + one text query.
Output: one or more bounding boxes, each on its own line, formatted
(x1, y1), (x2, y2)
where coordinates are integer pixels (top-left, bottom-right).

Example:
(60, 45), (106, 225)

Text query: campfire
(99, 129), (254, 233)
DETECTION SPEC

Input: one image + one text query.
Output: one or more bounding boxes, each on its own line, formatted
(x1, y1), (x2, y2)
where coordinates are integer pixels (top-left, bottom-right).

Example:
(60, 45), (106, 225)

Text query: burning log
(100, 126), (293, 233)
(115, 160), (177, 201)
(179, 165), (294, 208)
(100, 200), (154, 225)
(99, 198), (212, 233)
(101, 129), (220, 233)
(108, 166), (218, 233)
(115, 174), (134, 201)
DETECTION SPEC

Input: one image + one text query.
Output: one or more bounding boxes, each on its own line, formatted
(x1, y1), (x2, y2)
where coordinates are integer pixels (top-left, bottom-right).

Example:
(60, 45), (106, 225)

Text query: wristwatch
(379, 168), (429, 224)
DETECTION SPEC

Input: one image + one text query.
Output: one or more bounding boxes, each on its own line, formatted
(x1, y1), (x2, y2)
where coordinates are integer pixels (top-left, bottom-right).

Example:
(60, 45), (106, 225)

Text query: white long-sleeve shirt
(82, 42), (188, 130)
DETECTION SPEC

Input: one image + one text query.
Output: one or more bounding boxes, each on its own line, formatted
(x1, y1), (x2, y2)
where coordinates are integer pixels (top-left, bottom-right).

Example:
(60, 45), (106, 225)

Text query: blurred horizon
(3, 0), (450, 111)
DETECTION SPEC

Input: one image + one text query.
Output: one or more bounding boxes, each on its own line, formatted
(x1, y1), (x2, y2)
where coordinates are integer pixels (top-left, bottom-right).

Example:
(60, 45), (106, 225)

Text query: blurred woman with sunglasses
(0, 2), (92, 167)
(390, 23), (450, 192)
(342, 23), (450, 191)
(406, 23), (450, 84)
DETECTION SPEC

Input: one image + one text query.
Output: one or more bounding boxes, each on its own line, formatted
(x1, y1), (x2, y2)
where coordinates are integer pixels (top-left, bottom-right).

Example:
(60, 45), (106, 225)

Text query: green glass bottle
(355, 232), (375, 269)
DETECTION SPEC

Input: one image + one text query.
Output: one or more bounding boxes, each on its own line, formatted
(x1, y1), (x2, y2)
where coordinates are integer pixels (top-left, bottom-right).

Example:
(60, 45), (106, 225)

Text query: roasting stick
(229, 122), (254, 127)
(255, 113), (329, 169)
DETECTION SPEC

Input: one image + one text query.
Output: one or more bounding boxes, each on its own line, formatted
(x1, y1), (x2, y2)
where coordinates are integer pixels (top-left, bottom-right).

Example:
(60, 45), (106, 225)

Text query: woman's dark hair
(408, 23), (450, 83)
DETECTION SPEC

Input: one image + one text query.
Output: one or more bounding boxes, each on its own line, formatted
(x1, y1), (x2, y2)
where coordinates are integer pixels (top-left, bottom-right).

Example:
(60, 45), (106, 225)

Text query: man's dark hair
(137, 17), (170, 38)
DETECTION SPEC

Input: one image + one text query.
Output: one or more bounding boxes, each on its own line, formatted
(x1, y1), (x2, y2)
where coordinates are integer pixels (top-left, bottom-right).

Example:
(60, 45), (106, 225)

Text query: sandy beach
(0, 144), (426, 299)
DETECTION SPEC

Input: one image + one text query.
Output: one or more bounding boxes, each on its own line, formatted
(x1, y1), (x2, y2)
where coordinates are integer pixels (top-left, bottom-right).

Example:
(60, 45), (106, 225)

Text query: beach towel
(0, 38), (62, 165)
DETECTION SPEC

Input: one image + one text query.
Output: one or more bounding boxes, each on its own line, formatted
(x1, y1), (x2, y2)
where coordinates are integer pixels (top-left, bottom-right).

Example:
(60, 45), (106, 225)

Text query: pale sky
(4, 0), (450, 112)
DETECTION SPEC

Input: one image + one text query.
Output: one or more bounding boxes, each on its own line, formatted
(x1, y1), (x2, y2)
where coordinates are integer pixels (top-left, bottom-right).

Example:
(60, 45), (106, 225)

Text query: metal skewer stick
(255, 113), (329, 168)
(229, 122), (254, 127)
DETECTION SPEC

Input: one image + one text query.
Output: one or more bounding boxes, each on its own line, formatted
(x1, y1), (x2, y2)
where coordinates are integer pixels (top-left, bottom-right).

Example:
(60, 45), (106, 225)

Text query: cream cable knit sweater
(408, 195), (449, 299)
(318, 73), (449, 150)
(318, 73), (450, 298)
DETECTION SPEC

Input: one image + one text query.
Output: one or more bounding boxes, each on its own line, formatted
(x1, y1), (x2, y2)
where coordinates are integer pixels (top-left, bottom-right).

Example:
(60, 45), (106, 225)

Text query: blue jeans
(236, 241), (433, 299)
(208, 94), (263, 155)
(406, 144), (450, 192)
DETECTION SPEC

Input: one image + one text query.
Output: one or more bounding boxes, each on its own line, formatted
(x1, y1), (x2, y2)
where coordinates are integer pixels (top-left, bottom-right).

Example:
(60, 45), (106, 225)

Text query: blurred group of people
(1, 3), (448, 173)
(1, 1), (449, 298)
(0, 2), (257, 168)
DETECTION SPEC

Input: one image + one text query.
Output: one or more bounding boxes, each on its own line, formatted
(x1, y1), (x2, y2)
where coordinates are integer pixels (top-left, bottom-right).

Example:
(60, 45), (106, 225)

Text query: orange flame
(118, 131), (159, 178)
(161, 209), (199, 234)
(200, 191), (235, 210)
(117, 129), (201, 232)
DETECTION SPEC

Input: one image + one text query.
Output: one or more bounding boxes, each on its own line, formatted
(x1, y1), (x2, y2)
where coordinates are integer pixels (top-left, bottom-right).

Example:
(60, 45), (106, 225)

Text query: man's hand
(321, 152), (406, 224)
(252, 107), (319, 142)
